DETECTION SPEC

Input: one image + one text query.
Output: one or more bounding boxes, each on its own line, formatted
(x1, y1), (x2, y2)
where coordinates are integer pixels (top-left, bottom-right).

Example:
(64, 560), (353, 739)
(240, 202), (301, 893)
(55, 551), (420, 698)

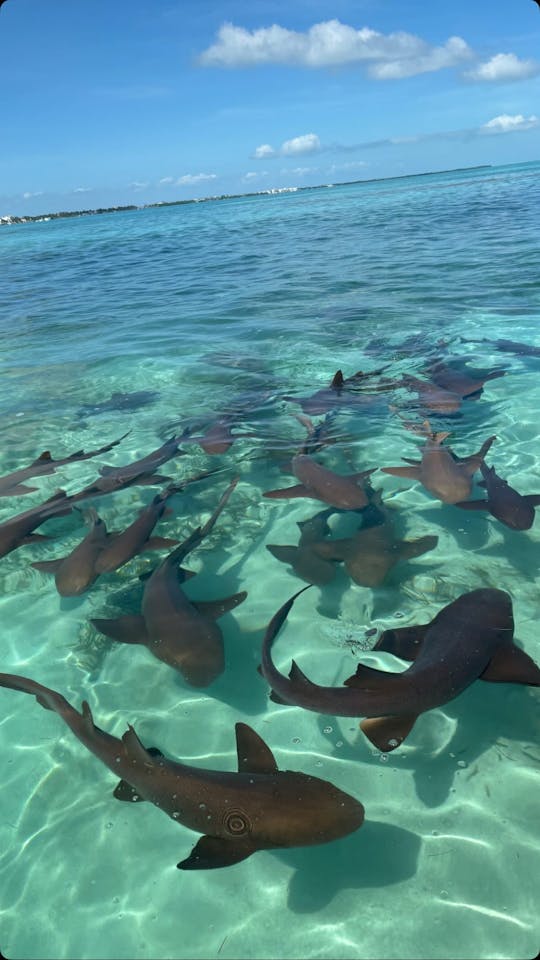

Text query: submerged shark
(0, 491), (73, 560)
(264, 454), (375, 510)
(0, 432), (130, 498)
(310, 490), (438, 587)
(0, 674), (365, 869)
(381, 421), (496, 504)
(91, 477), (246, 686)
(31, 507), (108, 596)
(259, 586), (540, 752)
(455, 459), (540, 530)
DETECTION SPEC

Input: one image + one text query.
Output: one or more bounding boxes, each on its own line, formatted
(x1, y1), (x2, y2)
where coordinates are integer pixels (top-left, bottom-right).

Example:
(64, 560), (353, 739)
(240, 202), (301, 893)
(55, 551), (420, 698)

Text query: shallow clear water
(0, 162), (539, 960)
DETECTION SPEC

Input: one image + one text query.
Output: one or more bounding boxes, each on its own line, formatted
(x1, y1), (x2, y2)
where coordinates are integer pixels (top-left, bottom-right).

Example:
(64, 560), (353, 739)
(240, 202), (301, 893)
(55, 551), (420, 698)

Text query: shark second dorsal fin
(235, 722), (278, 774)
(122, 725), (155, 767)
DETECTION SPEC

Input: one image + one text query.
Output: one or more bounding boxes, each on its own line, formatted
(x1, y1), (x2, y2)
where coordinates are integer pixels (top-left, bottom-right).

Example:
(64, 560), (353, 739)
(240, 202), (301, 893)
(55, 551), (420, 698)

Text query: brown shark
(423, 359), (506, 398)
(182, 417), (256, 455)
(263, 454), (375, 510)
(310, 491), (438, 587)
(92, 487), (188, 575)
(460, 336), (540, 358)
(0, 432), (130, 498)
(91, 477), (247, 686)
(266, 508), (338, 586)
(31, 507), (108, 596)
(0, 674), (365, 869)
(400, 374), (462, 415)
(381, 421), (496, 504)
(283, 369), (387, 416)
(455, 459), (540, 530)
(0, 490), (73, 560)
(259, 586), (540, 752)
(96, 434), (187, 487)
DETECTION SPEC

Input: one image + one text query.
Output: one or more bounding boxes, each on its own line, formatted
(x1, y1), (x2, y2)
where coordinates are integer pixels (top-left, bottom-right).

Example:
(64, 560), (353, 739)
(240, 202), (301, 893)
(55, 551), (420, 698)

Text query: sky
(1, 0), (539, 216)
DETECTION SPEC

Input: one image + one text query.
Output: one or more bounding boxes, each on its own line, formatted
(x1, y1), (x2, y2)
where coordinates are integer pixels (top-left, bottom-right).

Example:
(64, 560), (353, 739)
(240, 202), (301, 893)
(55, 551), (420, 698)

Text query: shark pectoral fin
(235, 722), (278, 773)
(113, 747), (163, 801)
(192, 591), (248, 619)
(266, 544), (299, 565)
(399, 534), (438, 561)
(31, 558), (65, 574)
(141, 536), (180, 550)
(360, 714), (418, 752)
(263, 483), (311, 499)
(22, 533), (50, 543)
(454, 499), (489, 510)
(113, 780), (147, 802)
(343, 663), (399, 687)
(524, 494), (540, 507)
(90, 615), (148, 644)
(372, 625), (428, 661)
(400, 457), (421, 465)
(480, 645), (540, 686)
(178, 835), (257, 870)
(380, 466), (422, 479)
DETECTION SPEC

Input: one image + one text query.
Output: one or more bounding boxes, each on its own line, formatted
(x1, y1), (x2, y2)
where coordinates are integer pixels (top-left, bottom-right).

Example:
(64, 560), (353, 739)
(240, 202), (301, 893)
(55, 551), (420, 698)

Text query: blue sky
(1, 0), (539, 216)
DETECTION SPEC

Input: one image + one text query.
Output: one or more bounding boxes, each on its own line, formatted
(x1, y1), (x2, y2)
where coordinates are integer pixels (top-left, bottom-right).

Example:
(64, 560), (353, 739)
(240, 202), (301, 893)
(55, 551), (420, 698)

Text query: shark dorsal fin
(235, 722), (278, 774)
(288, 659), (315, 687)
(122, 725), (155, 766)
(330, 370), (344, 389)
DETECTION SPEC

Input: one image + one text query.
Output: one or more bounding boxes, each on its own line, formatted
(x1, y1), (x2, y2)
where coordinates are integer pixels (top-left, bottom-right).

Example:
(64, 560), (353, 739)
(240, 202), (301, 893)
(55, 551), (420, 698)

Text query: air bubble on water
(380, 755), (389, 763)
(292, 737), (301, 743)
(323, 726), (333, 734)
(336, 741), (343, 748)
(457, 760), (467, 768)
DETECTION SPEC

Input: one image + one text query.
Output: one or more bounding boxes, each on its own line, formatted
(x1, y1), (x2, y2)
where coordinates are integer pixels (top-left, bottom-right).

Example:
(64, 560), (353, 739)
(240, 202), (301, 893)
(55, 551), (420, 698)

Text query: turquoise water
(0, 161), (539, 960)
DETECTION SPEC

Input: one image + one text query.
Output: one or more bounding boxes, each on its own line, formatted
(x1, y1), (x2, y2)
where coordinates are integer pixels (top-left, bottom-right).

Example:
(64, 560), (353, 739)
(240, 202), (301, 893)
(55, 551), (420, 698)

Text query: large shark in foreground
(259, 587), (540, 752)
(0, 674), (365, 869)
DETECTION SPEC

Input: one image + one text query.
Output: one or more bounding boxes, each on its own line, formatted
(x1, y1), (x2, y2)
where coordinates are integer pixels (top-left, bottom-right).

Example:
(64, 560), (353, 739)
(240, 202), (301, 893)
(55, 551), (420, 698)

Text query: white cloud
(465, 52), (540, 82)
(198, 19), (472, 78)
(281, 133), (321, 155)
(481, 113), (539, 134)
(176, 173), (217, 185)
(254, 144), (276, 158)
(243, 171), (268, 180)
(22, 191), (43, 199)
(283, 166), (315, 176)
(73, 186), (92, 193)
(159, 176), (175, 185)
(130, 181), (150, 191)
(369, 36), (471, 79)
(253, 133), (321, 159)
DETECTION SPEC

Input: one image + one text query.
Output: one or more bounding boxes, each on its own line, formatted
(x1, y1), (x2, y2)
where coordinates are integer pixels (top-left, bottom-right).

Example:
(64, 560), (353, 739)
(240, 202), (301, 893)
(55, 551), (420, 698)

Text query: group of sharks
(1, 337), (540, 871)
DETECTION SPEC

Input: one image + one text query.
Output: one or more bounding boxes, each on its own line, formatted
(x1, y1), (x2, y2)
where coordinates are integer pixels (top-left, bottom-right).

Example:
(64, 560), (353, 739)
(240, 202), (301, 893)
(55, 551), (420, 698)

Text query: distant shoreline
(0, 163), (493, 227)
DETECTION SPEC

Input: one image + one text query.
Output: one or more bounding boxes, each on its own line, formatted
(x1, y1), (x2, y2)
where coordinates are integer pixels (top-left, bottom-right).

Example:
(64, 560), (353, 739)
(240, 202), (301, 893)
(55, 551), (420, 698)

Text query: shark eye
(223, 809), (251, 836)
